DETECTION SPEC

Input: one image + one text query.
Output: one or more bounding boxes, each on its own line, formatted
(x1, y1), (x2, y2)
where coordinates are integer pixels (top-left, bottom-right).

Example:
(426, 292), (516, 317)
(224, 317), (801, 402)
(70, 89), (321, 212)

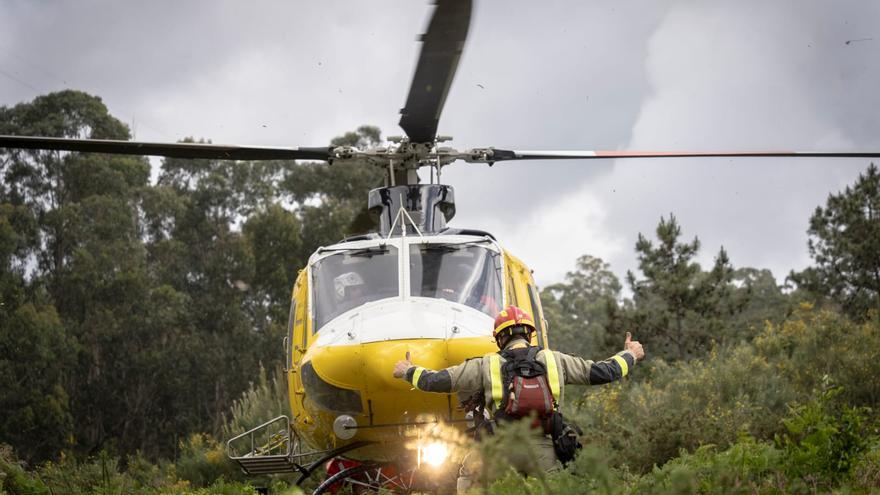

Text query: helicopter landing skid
(226, 415), (372, 480)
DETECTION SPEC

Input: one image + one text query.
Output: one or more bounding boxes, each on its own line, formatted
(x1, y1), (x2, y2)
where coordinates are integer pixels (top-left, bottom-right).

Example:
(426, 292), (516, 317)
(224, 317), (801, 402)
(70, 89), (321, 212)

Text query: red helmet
(493, 305), (536, 339)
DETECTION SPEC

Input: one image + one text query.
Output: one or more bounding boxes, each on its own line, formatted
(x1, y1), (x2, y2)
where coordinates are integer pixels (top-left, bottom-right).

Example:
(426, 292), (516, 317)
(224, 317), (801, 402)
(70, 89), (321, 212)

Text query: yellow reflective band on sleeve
(612, 355), (629, 377)
(540, 349), (561, 402)
(411, 367), (425, 389)
(489, 354), (503, 409)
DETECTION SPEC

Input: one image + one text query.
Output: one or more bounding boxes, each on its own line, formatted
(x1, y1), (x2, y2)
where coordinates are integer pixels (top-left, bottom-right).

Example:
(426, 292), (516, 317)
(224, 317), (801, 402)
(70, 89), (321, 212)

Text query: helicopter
(2, 0), (880, 493)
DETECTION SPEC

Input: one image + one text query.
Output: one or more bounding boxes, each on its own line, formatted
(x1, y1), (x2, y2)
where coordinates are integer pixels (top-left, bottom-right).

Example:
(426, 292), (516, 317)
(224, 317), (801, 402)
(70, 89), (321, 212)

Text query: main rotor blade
(475, 149), (880, 162)
(398, 0), (472, 143)
(0, 135), (332, 161)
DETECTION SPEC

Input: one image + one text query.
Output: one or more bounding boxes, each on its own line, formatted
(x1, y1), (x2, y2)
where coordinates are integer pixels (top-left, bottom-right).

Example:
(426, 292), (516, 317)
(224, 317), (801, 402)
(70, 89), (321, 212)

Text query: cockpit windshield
(312, 245), (399, 330)
(409, 243), (503, 317)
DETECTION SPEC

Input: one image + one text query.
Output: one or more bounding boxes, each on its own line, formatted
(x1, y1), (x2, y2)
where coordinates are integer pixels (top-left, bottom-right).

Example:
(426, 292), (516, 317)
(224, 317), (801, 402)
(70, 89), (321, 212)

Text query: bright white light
(421, 442), (449, 467)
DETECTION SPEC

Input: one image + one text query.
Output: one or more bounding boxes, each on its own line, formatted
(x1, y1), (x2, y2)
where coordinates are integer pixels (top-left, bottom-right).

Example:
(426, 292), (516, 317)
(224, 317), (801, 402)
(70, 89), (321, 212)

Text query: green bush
(852, 438), (880, 491)
(630, 437), (783, 495)
(175, 365), (290, 488)
(0, 444), (51, 495)
(777, 388), (871, 489)
(174, 433), (243, 488)
(570, 307), (880, 473)
(484, 413), (879, 494)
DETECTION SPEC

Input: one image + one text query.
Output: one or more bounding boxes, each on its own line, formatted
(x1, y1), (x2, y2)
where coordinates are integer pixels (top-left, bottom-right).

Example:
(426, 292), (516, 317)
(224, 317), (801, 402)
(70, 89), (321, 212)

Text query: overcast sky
(2, 0), (878, 288)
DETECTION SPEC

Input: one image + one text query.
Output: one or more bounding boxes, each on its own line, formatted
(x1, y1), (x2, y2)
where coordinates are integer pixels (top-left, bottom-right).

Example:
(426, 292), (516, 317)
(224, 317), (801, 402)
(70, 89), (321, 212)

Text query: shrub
(0, 444), (50, 495)
(221, 365), (289, 441)
(176, 365), (289, 488)
(175, 433), (244, 488)
(777, 388), (871, 488)
(570, 307), (880, 473)
(630, 437), (784, 494)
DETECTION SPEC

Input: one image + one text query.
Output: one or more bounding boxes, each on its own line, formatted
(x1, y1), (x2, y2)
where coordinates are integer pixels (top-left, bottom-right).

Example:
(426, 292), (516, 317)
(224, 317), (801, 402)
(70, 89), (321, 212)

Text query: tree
(2, 89), (391, 462)
(1, 91), (153, 460)
(728, 267), (792, 339)
(282, 125), (387, 240)
(0, 204), (74, 462)
(790, 163), (880, 320)
(541, 255), (621, 358)
(615, 214), (745, 361)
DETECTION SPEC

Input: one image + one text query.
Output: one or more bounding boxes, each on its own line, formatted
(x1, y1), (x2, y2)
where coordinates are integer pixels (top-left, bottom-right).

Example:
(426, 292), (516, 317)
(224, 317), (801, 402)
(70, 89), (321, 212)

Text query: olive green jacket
(403, 338), (636, 412)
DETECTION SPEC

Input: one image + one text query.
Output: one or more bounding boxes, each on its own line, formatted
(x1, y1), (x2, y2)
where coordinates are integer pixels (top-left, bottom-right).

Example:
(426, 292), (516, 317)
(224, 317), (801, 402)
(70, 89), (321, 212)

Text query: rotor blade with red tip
(473, 149), (880, 162)
(398, 0), (472, 144)
(0, 135), (332, 161)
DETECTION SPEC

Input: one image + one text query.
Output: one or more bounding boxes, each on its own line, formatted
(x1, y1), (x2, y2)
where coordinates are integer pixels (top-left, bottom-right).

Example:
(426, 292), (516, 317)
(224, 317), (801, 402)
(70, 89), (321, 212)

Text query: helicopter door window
(311, 245), (399, 331)
(409, 244), (502, 317)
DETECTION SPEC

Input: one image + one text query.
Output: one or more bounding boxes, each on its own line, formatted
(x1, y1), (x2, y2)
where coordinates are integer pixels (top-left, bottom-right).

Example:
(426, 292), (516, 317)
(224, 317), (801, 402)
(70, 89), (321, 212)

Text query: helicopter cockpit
(310, 237), (503, 336)
(408, 242), (502, 316)
(312, 244), (400, 330)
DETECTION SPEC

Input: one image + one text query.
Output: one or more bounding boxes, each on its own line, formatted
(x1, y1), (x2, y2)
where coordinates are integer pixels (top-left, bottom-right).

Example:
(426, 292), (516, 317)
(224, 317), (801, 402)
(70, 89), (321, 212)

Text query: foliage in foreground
(570, 306), (880, 474)
(481, 307), (880, 494)
(484, 406), (880, 494)
(9, 308), (873, 494)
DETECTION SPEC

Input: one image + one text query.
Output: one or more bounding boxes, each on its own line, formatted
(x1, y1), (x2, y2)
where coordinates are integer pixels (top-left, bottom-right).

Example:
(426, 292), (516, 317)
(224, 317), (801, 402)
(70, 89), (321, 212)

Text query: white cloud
(482, 0), (879, 287)
(484, 189), (625, 287)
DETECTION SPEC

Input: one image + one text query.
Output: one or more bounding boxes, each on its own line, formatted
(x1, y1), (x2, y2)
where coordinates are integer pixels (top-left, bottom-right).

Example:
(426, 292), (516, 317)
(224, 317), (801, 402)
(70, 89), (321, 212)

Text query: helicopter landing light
(420, 441), (449, 467)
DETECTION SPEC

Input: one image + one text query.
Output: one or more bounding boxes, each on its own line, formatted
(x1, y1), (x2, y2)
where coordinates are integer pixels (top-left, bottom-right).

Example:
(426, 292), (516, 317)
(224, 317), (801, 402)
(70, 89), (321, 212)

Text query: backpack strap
(539, 349), (561, 404)
(488, 353), (503, 410)
(526, 346), (540, 361)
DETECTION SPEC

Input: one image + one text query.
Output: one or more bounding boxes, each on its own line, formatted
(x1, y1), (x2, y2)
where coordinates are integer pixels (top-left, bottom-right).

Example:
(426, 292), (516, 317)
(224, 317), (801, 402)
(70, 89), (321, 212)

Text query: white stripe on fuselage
(313, 298), (493, 348)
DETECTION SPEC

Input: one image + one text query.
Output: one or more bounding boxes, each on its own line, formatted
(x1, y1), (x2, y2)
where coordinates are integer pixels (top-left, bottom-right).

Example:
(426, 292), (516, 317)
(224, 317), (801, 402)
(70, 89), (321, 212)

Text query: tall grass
(221, 364), (290, 440)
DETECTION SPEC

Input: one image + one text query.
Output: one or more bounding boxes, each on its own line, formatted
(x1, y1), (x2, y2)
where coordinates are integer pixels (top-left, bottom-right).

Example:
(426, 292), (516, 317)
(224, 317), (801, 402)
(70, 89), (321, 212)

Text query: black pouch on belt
(549, 411), (583, 465)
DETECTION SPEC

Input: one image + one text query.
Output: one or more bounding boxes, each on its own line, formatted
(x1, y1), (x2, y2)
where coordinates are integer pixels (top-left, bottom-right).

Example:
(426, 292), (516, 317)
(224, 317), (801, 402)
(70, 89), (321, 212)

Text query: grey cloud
(2, 0), (878, 288)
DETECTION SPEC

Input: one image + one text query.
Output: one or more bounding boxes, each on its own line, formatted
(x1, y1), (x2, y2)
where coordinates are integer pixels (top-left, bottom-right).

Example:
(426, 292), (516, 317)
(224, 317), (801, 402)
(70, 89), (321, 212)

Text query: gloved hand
(392, 351), (414, 378)
(624, 332), (645, 361)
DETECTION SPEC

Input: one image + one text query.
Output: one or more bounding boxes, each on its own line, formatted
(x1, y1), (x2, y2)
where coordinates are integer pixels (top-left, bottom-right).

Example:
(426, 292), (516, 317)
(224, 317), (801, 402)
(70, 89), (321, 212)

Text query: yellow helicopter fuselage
(284, 233), (547, 461)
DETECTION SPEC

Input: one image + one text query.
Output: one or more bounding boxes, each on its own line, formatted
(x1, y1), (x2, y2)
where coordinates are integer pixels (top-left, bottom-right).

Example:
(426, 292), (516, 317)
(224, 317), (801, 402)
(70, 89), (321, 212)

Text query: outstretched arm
(393, 352), (481, 393)
(557, 332), (645, 385)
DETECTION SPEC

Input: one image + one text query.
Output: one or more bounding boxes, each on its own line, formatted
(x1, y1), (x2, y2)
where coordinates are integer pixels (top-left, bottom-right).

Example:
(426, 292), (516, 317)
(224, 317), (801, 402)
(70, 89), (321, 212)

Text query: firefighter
(392, 305), (645, 490)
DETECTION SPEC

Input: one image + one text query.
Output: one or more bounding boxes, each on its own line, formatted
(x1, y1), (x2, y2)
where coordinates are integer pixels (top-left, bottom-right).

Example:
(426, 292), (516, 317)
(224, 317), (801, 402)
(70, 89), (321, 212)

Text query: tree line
(0, 90), (383, 461)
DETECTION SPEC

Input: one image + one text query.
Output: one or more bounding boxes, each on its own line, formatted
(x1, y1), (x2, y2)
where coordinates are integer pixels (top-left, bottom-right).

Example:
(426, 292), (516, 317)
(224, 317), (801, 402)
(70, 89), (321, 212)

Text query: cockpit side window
(409, 244), (502, 317)
(311, 245), (399, 331)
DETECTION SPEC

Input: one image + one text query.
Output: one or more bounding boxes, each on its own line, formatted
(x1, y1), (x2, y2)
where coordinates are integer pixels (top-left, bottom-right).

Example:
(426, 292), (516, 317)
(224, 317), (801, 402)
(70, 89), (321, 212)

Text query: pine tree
(790, 163), (880, 320)
(617, 214), (743, 360)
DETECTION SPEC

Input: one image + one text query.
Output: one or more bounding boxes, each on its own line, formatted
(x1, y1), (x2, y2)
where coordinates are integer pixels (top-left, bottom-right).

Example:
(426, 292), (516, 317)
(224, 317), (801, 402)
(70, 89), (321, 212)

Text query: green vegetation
(2, 91), (879, 493)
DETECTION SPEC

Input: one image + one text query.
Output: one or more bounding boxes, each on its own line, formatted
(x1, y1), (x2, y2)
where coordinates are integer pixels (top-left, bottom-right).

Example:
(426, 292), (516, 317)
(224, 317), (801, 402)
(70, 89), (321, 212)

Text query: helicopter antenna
(384, 194), (425, 240)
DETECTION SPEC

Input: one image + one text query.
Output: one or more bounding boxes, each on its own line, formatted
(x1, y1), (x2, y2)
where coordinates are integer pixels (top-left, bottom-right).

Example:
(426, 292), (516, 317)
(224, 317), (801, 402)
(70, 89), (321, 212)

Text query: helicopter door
(288, 275), (310, 418)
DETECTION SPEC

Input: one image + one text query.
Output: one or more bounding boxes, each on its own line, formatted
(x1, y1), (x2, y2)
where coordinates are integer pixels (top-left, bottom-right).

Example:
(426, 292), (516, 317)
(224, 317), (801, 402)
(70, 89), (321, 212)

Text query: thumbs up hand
(624, 332), (645, 361)
(393, 351), (414, 378)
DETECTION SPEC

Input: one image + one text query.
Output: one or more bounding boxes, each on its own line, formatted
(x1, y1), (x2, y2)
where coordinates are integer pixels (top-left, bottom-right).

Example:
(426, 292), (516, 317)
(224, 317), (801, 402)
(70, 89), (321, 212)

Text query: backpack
(491, 346), (583, 464)
(495, 347), (557, 432)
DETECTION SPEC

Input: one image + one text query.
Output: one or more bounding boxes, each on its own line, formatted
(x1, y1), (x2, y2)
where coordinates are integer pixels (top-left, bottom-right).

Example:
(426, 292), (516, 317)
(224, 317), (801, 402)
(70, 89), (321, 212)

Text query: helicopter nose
(362, 338), (452, 390)
(308, 313), (457, 392)
(308, 298), (494, 391)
